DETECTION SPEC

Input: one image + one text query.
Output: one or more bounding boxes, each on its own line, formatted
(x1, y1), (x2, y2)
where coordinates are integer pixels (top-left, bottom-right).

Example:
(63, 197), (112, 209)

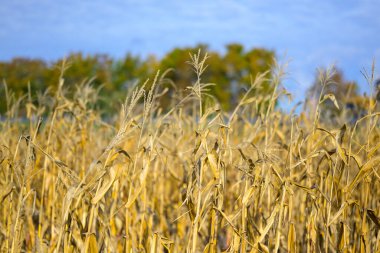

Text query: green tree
(0, 58), (53, 114)
(0, 58), (48, 95)
(159, 43), (275, 110)
(56, 53), (113, 90)
(158, 44), (207, 108)
(0, 44), (276, 114)
(224, 44), (275, 106)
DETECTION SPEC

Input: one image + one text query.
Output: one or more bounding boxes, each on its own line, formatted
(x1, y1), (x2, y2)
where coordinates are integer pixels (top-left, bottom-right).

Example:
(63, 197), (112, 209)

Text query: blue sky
(1, 0), (379, 105)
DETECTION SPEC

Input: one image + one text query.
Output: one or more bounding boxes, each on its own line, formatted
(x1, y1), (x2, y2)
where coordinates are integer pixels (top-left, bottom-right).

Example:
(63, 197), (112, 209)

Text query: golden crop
(1, 53), (379, 252)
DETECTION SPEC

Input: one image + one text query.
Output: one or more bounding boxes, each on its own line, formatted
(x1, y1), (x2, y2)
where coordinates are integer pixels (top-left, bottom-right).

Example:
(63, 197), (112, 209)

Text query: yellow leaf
(288, 223), (296, 253)
(322, 93), (340, 109)
(207, 152), (219, 179)
(91, 165), (120, 205)
(88, 234), (98, 253)
(242, 186), (255, 206)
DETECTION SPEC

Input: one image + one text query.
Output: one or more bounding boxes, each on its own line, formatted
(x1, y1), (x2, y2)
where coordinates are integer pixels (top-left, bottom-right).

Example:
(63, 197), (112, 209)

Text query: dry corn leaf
(242, 186), (256, 206)
(346, 156), (380, 194)
(367, 209), (380, 229)
(91, 165), (121, 205)
(207, 152), (220, 179)
(0, 183), (13, 203)
(257, 204), (280, 243)
(328, 202), (348, 227)
(288, 223), (296, 253)
(322, 93), (340, 109)
(88, 234), (98, 253)
(126, 158), (152, 208)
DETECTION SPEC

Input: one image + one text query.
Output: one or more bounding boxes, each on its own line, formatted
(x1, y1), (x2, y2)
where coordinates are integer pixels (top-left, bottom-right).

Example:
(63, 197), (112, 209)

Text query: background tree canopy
(0, 43), (276, 115)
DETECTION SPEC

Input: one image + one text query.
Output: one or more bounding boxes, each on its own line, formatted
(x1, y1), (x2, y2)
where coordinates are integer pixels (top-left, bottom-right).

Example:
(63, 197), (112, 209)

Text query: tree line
(0, 44), (275, 114)
(1, 43), (376, 122)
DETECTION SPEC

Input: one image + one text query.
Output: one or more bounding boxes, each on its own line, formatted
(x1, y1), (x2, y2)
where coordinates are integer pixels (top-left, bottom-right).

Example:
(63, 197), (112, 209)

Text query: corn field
(1, 53), (380, 252)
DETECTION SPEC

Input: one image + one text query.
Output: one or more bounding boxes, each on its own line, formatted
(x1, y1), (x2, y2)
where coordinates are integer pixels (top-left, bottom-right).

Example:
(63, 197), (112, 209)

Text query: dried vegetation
(1, 52), (380, 252)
